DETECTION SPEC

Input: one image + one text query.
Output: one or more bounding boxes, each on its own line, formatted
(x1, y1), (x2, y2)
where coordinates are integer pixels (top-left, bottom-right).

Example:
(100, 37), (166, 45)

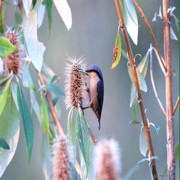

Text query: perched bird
(85, 65), (104, 129)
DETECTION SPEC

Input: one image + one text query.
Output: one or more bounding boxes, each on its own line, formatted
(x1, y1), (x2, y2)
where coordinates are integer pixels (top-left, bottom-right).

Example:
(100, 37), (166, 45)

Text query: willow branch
(133, 0), (167, 72)
(38, 73), (82, 179)
(163, 0), (175, 179)
(172, 97), (179, 116)
(114, 0), (158, 179)
(150, 47), (166, 116)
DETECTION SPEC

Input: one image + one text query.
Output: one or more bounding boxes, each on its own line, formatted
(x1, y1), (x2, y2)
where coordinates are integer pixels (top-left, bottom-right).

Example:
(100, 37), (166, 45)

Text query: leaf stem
(114, 0), (158, 179)
(172, 97), (179, 116)
(38, 73), (82, 179)
(133, 0), (167, 72)
(150, 46), (166, 116)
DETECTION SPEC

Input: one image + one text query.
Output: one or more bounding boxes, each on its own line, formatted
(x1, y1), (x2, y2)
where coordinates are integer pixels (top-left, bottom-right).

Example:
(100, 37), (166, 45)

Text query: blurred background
(2, 0), (179, 179)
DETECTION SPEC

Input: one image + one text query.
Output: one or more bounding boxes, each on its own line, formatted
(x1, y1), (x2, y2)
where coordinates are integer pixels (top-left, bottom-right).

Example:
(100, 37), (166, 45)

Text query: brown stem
(114, 0), (158, 179)
(150, 47), (166, 116)
(163, 0), (175, 179)
(172, 97), (179, 116)
(38, 73), (82, 179)
(133, 0), (167, 72)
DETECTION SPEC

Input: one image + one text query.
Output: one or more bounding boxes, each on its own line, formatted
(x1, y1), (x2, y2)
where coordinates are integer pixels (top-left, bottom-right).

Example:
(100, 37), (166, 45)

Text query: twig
(150, 47), (166, 116)
(38, 73), (82, 179)
(114, 0), (158, 179)
(172, 97), (179, 116)
(163, 0), (175, 179)
(133, 0), (167, 72)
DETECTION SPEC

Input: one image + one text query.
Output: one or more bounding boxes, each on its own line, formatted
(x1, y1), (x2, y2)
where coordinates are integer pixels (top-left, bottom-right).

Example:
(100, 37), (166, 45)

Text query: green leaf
(44, 0), (52, 35)
(139, 127), (148, 157)
(15, 11), (22, 24)
(23, 9), (45, 72)
(0, 138), (10, 150)
(175, 141), (179, 158)
(172, 69), (176, 76)
(133, 99), (137, 120)
(111, 31), (121, 70)
(0, 78), (12, 116)
(170, 27), (178, 41)
(137, 158), (149, 165)
(52, 95), (61, 106)
(22, 62), (35, 90)
(0, 91), (20, 177)
(0, 37), (17, 57)
(41, 94), (52, 139)
(149, 156), (159, 161)
(129, 120), (141, 125)
(136, 70), (147, 92)
(43, 83), (64, 96)
(172, 15), (179, 32)
(41, 131), (51, 180)
(70, 162), (79, 180)
(130, 83), (137, 107)
(124, 0), (138, 45)
(17, 84), (34, 162)
(0, 3), (6, 33)
(76, 109), (90, 175)
(67, 107), (76, 145)
(53, 0), (72, 30)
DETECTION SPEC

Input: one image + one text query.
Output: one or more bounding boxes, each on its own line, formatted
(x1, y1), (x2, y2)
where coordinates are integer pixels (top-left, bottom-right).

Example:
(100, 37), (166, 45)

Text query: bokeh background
(2, 0), (179, 179)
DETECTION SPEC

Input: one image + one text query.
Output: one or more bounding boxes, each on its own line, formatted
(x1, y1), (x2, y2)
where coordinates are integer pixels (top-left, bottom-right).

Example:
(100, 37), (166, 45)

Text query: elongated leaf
(0, 138), (9, 150)
(0, 91), (20, 177)
(76, 109), (90, 175)
(137, 158), (149, 165)
(129, 120), (141, 125)
(170, 27), (178, 40)
(136, 70), (147, 92)
(111, 31), (121, 70)
(44, 0), (52, 33)
(38, 3), (45, 29)
(0, 37), (17, 57)
(17, 84), (34, 162)
(41, 131), (51, 180)
(0, 3), (6, 33)
(53, 0), (72, 30)
(41, 94), (51, 138)
(124, 0), (138, 45)
(43, 83), (64, 96)
(139, 127), (148, 157)
(70, 162), (79, 180)
(23, 10), (45, 72)
(133, 100), (137, 120)
(0, 78), (12, 116)
(22, 62), (35, 90)
(150, 156), (159, 161)
(172, 15), (179, 32)
(130, 83), (137, 107)
(152, 12), (157, 22)
(23, 0), (32, 15)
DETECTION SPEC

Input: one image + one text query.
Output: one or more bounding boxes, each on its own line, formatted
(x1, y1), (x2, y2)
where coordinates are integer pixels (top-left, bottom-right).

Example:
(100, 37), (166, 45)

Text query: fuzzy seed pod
(94, 139), (121, 180)
(65, 57), (87, 109)
(52, 136), (72, 180)
(5, 30), (23, 76)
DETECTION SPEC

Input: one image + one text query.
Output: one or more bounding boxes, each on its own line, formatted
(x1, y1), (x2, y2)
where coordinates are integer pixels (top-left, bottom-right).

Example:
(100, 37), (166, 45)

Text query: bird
(85, 65), (104, 129)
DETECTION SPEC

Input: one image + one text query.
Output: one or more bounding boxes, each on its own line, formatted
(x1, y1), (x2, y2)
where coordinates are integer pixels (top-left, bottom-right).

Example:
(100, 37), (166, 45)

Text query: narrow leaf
(130, 83), (137, 108)
(150, 156), (159, 161)
(152, 12), (157, 22)
(44, 0), (52, 33)
(17, 84), (34, 162)
(137, 158), (149, 165)
(139, 127), (148, 157)
(129, 120), (141, 125)
(0, 3), (6, 33)
(124, 0), (138, 45)
(53, 0), (72, 30)
(22, 0), (32, 15)
(76, 109), (90, 175)
(70, 162), (79, 180)
(170, 27), (178, 40)
(111, 31), (121, 70)
(38, 3), (45, 29)
(0, 37), (17, 57)
(0, 91), (20, 177)
(0, 138), (10, 150)
(43, 83), (64, 96)
(0, 78), (12, 116)
(133, 99), (137, 120)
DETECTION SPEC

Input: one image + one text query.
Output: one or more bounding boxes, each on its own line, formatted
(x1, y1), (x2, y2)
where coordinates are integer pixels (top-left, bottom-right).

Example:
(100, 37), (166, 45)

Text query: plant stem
(172, 97), (179, 116)
(163, 0), (175, 179)
(38, 73), (82, 179)
(133, 0), (167, 72)
(114, 0), (158, 179)
(150, 46), (166, 116)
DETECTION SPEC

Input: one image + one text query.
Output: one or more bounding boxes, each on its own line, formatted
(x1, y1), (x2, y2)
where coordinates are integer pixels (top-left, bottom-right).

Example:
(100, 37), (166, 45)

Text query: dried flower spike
(65, 57), (87, 109)
(94, 139), (121, 180)
(5, 30), (23, 76)
(52, 136), (72, 180)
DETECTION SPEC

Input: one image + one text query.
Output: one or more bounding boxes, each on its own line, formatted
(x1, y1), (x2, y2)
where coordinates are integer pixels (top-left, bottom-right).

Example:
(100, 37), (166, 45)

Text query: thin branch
(150, 47), (166, 116)
(114, 1), (158, 179)
(38, 73), (82, 179)
(133, 0), (167, 72)
(163, 0), (175, 179)
(172, 97), (179, 116)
